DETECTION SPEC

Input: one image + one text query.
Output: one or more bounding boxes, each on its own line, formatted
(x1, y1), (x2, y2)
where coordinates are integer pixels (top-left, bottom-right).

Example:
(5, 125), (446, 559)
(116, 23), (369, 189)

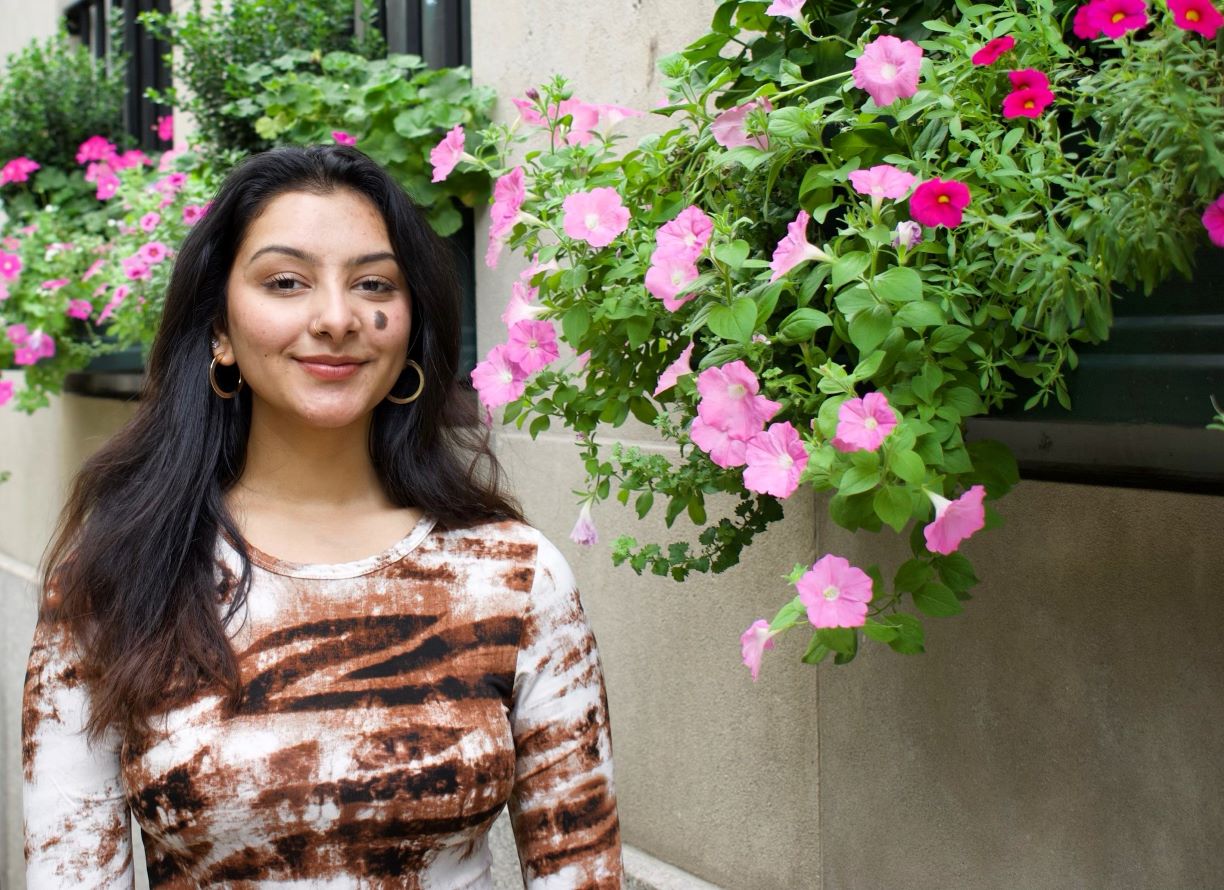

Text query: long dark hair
(40, 145), (522, 743)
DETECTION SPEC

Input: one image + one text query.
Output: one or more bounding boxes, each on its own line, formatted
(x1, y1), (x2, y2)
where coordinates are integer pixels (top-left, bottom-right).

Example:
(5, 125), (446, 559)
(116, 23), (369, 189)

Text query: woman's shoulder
(430, 516), (568, 572)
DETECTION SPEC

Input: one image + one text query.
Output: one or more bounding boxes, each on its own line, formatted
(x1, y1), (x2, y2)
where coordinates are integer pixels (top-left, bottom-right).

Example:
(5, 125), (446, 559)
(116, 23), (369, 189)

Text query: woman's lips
(296, 359), (364, 380)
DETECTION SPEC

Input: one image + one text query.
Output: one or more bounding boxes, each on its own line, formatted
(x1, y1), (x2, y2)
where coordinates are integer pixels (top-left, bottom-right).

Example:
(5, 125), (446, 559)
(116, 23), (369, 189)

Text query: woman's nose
(309, 278), (359, 339)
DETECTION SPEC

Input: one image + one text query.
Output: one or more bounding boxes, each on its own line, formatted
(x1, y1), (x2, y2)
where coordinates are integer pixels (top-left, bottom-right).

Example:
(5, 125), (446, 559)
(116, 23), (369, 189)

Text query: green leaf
(626, 316), (653, 349)
(848, 304), (892, 353)
(873, 485), (913, 532)
(873, 265), (923, 304)
(862, 617), (899, 643)
(888, 448), (926, 485)
(768, 105), (810, 140)
(839, 464), (881, 496)
(832, 251), (870, 291)
(635, 491), (654, 519)
(801, 634), (832, 664)
(713, 239), (751, 270)
(895, 301), (944, 330)
(777, 307), (833, 343)
(818, 627), (858, 656)
(769, 595), (806, 633)
(894, 558), (933, 593)
(936, 552), (979, 593)
(707, 297), (757, 343)
(528, 414), (551, 439)
(913, 581), (963, 617)
(929, 325), (973, 353)
(883, 613), (925, 654)
(562, 305), (590, 345)
(851, 350), (885, 381)
(942, 386), (984, 417)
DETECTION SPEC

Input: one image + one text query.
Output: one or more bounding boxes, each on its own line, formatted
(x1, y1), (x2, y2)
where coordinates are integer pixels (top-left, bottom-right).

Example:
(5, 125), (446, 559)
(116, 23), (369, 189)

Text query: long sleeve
(508, 534), (623, 889)
(22, 616), (135, 888)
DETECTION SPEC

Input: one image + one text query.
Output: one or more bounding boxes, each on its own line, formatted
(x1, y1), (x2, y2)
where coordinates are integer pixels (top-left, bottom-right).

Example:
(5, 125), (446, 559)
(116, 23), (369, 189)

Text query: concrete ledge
(624, 844), (725, 890)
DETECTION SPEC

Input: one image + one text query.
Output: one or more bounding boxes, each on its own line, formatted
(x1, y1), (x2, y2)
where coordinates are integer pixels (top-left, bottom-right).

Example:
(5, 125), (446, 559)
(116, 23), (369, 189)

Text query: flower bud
(892, 220), (923, 250)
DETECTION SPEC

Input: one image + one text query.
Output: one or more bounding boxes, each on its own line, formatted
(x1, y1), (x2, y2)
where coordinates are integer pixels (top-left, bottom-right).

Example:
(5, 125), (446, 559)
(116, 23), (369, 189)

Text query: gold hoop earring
(386, 359), (425, 404)
(209, 355), (244, 399)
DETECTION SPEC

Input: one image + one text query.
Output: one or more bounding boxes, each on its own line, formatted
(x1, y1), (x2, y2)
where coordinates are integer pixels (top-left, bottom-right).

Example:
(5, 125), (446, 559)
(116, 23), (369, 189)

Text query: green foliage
(221, 50), (495, 235)
(140, 0), (385, 154)
(0, 25), (128, 172)
(472, 0), (1222, 668)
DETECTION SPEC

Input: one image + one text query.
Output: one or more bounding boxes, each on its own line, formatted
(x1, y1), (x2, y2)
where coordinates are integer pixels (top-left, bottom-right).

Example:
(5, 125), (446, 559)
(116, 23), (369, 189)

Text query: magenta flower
(430, 124), (466, 183)
(1002, 85), (1055, 118)
(505, 319), (560, 374)
(0, 251), (22, 280)
(656, 205), (714, 261)
(853, 35), (923, 107)
(1202, 194), (1224, 247)
(156, 114), (174, 141)
(743, 422), (809, 498)
(892, 220), (923, 250)
(97, 285), (130, 324)
(112, 150), (150, 171)
(653, 342), (695, 396)
(831, 392), (899, 453)
(81, 259), (106, 282)
(711, 98), (772, 150)
(1008, 68), (1051, 92)
(848, 164), (916, 200)
(645, 251), (700, 311)
(0, 156), (40, 185)
(696, 360), (781, 440)
(923, 485), (987, 555)
(40, 278), (70, 291)
(95, 174), (120, 201)
(569, 501), (598, 547)
(0, 281), (8, 301)
(971, 35), (1016, 65)
(138, 241), (169, 264)
(796, 554), (874, 629)
(909, 178), (972, 229)
(765, 0), (806, 24)
(7, 323), (29, 346)
(140, 212), (161, 233)
(486, 166), (527, 268)
(471, 343), (526, 410)
(769, 209), (832, 282)
(0, 379), (12, 407)
(65, 299), (93, 320)
(689, 416), (749, 468)
(76, 135), (116, 165)
(332, 130), (357, 146)
(1091, 0), (1149, 36)
(182, 204), (204, 226)
(1073, 2), (1105, 36)
(562, 187), (630, 248)
(740, 619), (778, 682)
(22, 330), (56, 362)
(121, 256), (151, 281)
(1170, 0), (1223, 37)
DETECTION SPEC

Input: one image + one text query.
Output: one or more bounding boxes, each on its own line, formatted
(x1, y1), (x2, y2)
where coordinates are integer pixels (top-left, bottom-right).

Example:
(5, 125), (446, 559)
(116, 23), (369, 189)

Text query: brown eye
(268, 275), (302, 291)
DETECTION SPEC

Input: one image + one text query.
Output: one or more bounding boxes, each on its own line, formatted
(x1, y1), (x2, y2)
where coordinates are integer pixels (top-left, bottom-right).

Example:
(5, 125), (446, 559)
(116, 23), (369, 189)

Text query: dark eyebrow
(247, 245), (398, 267)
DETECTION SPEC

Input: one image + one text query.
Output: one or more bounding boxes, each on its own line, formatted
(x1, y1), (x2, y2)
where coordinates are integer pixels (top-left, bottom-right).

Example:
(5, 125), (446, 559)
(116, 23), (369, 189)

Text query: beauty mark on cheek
(373, 310), (387, 330)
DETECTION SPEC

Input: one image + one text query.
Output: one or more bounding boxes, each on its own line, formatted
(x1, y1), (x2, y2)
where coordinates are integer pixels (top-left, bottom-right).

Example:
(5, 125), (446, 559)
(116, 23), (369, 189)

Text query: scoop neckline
(219, 511), (438, 579)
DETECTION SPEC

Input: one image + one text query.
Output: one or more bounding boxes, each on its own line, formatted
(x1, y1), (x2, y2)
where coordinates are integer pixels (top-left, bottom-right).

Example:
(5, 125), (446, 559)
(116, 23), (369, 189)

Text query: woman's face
(214, 188), (412, 431)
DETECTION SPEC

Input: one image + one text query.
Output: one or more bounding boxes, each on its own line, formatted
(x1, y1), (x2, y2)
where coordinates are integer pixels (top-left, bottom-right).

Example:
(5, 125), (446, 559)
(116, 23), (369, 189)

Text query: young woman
(22, 145), (622, 888)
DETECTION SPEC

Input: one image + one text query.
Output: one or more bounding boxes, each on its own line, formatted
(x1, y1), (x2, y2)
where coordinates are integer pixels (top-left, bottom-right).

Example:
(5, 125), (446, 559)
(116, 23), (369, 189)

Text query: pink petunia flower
(743, 421), (809, 498)
(1090, 0), (1149, 36)
(0, 251), (22, 280)
(40, 278), (70, 291)
(1202, 194), (1224, 247)
(486, 167), (527, 269)
(97, 285), (130, 324)
(1169, 0), (1223, 37)
(429, 124), (466, 183)
(569, 501), (598, 547)
(562, 187), (630, 248)
(501, 279), (547, 328)
(7, 323), (29, 346)
(556, 99), (602, 146)
(138, 241), (169, 265)
(923, 485), (987, 555)
(23, 329), (56, 361)
(0, 379), (12, 407)
(848, 164), (916, 200)
(653, 342), (695, 396)
(796, 554), (874, 629)
(1073, 2), (1105, 36)
(740, 619), (778, 682)
(332, 130), (357, 146)
(711, 97), (773, 150)
(765, 0), (807, 24)
(95, 174), (120, 200)
(769, 209), (832, 282)
(831, 392), (899, 452)
(505, 319), (560, 374)
(81, 259), (106, 282)
(696, 360), (781, 440)
(511, 96), (546, 126)
(121, 256), (151, 281)
(157, 114), (174, 142)
(689, 416), (750, 468)
(65, 299), (93, 320)
(112, 149), (150, 171)
(853, 35), (924, 107)
(0, 281), (8, 301)
(140, 212), (161, 233)
(656, 205), (714, 261)
(645, 251), (700, 311)
(76, 136), (116, 165)
(593, 102), (644, 129)
(909, 178), (972, 229)
(971, 35), (1016, 65)
(1002, 85), (1055, 118)
(471, 344), (527, 410)
(0, 156), (40, 185)
(182, 204), (205, 226)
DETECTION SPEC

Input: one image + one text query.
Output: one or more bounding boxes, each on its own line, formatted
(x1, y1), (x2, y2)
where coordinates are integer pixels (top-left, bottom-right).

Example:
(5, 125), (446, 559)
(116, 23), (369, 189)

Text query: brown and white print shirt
(23, 516), (622, 888)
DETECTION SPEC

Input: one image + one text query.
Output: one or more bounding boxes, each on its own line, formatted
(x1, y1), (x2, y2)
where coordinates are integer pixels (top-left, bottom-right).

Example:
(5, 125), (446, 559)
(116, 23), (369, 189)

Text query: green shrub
(140, 0), (385, 155)
(0, 25), (129, 172)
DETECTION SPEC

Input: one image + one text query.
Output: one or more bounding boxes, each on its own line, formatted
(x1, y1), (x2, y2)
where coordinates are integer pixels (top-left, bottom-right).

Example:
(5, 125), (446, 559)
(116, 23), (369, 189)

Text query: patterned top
(22, 516), (622, 888)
